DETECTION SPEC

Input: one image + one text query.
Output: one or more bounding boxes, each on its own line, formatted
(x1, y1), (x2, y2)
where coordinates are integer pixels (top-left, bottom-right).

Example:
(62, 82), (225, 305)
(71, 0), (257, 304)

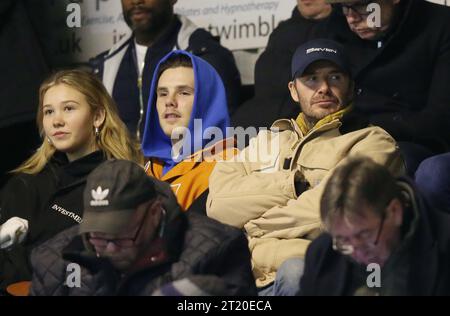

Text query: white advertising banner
(427, 0), (450, 5)
(174, 0), (297, 50)
(40, 0), (296, 66)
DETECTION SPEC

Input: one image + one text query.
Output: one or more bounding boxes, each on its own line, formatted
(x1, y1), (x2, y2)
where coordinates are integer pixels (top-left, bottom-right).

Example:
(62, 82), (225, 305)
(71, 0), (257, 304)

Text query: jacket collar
(104, 15), (183, 58)
(295, 106), (352, 135)
(397, 177), (440, 295)
(50, 151), (106, 191)
(147, 138), (236, 181)
(271, 108), (349, 138)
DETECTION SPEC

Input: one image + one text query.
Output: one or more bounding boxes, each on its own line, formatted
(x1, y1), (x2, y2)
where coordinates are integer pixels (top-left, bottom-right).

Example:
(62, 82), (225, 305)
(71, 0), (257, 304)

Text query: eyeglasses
(341, 0), (376, 19)
(89, 210), (149, 249)
(332, 211), (386, 256)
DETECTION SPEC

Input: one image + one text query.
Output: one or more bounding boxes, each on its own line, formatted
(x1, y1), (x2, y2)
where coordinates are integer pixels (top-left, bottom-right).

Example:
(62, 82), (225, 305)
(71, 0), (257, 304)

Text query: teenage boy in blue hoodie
(142, 51), (233, 212)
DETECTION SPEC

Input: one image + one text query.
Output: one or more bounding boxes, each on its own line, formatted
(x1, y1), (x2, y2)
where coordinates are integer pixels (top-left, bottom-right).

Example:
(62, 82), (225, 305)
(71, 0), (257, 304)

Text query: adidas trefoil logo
(90, 186), (109, 206)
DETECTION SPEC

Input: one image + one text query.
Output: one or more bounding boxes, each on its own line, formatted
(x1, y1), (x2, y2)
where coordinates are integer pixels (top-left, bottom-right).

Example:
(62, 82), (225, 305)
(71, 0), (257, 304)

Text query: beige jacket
(207, 117), (405, 287)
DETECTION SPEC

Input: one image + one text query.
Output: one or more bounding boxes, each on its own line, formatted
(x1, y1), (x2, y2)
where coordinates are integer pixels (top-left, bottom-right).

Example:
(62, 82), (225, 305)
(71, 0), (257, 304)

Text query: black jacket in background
(29, 211), (257, 296)
(326, 0), (450, 153)
(0, 0), (48, 128)
(300, 178), (450, 296)
(232, 7), (326, 129)
(0, 0), (48, 184)
(0, 151), (105, 291)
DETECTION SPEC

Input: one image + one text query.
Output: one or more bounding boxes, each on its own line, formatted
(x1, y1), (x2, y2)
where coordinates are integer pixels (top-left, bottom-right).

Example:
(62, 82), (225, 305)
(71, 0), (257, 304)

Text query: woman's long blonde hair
(14, 69), (144, 174)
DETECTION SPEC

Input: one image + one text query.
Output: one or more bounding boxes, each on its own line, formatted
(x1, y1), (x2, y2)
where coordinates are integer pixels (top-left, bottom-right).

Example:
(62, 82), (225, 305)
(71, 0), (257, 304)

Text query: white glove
(0, 217), (29, 249)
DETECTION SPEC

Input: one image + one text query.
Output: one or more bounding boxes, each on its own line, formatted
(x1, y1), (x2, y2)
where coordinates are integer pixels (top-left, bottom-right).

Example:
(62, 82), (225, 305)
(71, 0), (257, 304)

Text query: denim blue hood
(141, 50), (230, 174)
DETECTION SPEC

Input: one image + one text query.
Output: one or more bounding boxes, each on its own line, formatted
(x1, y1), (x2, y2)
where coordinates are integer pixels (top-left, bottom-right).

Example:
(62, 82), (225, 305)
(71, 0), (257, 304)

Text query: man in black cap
(28, 159), (256, 296)
(207, 39), (404, 296)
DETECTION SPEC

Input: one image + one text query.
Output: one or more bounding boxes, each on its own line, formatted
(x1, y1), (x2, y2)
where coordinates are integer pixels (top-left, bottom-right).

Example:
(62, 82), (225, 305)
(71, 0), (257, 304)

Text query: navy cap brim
(292, 54), (349, 79)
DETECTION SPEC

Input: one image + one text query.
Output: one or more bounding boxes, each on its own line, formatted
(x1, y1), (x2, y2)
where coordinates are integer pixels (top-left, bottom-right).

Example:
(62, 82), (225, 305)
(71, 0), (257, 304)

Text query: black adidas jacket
(0, 151), (105, 292)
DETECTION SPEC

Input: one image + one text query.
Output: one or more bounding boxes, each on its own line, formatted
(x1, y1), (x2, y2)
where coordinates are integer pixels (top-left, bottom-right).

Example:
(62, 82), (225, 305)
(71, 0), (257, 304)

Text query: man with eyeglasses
(331, 0), (398, 41)
(324, 0), (450, 176)
(299, 156), (450, 296)
(28, 159), (256, 296)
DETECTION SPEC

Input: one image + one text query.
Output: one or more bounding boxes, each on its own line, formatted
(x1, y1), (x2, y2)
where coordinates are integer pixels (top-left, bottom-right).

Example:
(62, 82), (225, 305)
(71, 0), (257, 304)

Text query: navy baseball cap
(291, 39), (351, 80)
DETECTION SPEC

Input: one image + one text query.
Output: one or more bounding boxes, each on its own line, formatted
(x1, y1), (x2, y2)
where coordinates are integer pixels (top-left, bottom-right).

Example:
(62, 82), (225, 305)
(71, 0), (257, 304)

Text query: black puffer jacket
(29, 210), (256, 296)
(326, 0), (450, 153)
(0, 151), (105, 291)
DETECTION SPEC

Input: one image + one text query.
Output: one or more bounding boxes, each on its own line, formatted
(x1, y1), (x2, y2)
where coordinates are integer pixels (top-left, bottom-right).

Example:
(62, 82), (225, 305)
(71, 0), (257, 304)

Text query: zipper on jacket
(132, 42), (145, 141)
(136, 76), (144, 141)
(289, 119), (341, 169)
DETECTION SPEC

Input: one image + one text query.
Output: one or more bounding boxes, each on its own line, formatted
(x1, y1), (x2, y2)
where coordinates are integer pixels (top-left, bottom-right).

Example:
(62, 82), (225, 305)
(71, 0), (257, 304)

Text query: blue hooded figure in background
(141, 50), (232, 211)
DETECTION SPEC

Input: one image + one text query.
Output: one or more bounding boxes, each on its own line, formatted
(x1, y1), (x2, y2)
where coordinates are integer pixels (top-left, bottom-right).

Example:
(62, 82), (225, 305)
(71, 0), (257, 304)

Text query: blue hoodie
(141, 50), (230, 175)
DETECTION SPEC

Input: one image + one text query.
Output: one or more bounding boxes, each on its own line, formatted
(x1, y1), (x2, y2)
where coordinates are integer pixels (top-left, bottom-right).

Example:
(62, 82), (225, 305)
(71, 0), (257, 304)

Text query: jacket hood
(49, 150), (106, 191)
(141, 50), (230, 174)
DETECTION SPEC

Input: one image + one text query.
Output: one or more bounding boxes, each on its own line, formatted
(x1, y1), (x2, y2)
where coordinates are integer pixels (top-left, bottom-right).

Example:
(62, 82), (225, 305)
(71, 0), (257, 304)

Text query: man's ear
(93, 108), (106, 129)
(288, 80), (300, 102)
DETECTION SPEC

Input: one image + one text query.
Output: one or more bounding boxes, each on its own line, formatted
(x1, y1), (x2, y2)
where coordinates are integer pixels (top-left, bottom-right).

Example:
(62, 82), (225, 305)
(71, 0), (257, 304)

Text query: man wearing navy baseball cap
(289, 39), (353, 130)
(291, 38), (351, 80)
(207, 38), (404, 296)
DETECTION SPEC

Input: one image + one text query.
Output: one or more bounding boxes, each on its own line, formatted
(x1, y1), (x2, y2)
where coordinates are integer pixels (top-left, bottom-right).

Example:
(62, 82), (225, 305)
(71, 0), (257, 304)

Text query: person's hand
(0, 217), (29, 249)
(294, 171), (309, 197)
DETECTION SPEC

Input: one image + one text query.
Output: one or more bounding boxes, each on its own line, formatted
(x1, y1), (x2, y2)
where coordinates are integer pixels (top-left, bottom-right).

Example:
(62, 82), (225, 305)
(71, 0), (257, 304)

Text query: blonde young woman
(0, 69), (143, 292)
